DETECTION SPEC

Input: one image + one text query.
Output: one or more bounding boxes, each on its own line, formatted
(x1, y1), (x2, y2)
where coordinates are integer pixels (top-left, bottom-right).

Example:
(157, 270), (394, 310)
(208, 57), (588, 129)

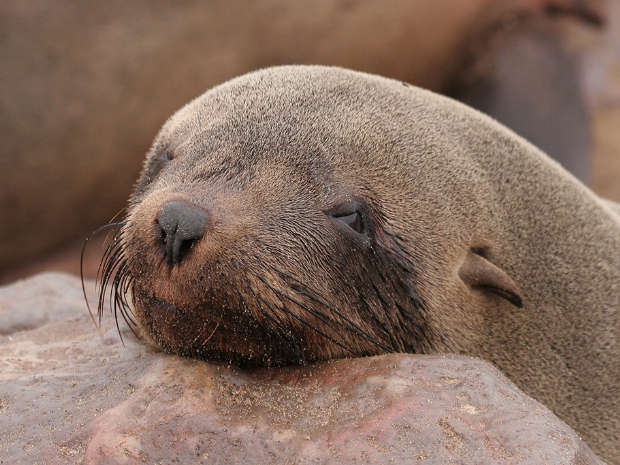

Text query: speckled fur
(119, 66), (619, 462)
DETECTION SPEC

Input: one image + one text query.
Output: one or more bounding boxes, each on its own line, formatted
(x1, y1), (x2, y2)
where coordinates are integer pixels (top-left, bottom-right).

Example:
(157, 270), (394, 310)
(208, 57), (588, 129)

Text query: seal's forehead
(159, 64), (503, 162)
(157, 66), (423, 166)
(166, 66), (415, 135)
(153, 65), (507, 199)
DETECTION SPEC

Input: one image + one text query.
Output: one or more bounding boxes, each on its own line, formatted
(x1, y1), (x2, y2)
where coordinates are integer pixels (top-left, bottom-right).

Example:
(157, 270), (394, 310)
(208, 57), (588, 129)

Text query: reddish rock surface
(0, 274), (605, 464)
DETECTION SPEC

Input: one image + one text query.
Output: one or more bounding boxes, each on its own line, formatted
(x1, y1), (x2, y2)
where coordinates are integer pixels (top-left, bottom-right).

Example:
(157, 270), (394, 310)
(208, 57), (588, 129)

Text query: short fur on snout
(100, 66), (620, 463)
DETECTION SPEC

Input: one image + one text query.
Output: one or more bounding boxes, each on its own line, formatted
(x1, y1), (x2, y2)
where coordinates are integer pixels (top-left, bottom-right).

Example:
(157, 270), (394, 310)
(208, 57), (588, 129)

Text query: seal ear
(458, 251), (523, 308)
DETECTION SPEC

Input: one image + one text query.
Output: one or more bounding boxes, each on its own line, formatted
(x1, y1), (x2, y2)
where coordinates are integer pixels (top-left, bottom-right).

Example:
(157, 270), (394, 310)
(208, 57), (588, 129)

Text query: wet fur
(98, 66), (620, 462)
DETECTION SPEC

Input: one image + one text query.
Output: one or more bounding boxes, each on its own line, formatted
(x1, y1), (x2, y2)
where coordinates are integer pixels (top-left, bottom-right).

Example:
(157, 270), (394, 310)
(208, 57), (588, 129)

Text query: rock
(0, 273), (605, 464)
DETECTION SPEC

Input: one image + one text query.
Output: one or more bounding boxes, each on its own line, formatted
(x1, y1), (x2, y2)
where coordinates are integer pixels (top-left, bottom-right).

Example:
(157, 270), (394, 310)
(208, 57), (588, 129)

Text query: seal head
(99, 66), (620, 462)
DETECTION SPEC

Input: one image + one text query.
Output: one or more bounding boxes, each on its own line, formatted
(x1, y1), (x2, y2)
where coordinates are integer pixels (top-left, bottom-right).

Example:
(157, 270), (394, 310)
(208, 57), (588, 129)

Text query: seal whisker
(282, 289), (392, 353)
(257, 301), (306, 364)
(194, 317), (220, 347)
(245, 281), (307, 364)
(81, 222), (122, 335)
(273, 266), (394, 351)
(114, 262), (137, 325)
(256, 276), (358, 354)
(290, 285), (393, 352)
(90, 207), (126, 287)
(96, 233), (123, 295)
(98, 241), (125, 317)
(109, 262), (140, 343)
(100, 248), (124, 323)
(89, 219), (141, 345)
(175, 273), (226, 353)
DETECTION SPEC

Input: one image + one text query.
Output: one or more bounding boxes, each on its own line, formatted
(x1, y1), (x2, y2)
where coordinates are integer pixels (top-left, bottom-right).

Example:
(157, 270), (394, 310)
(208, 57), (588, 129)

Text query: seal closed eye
(98, 66), (620, 463)
(333, 211), (364, 233)
(328, 202), (368, 235)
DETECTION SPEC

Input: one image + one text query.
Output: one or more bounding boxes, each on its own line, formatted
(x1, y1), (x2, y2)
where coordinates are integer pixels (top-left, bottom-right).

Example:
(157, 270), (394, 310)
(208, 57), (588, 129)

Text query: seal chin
(148, 295), (183, 325)
(135, 293), (193, 349)
(133, 290), (308, 367)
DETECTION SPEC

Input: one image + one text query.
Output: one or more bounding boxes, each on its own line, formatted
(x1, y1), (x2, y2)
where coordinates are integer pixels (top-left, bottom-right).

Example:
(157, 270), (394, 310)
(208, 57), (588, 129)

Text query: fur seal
(98, 66), (620, 463)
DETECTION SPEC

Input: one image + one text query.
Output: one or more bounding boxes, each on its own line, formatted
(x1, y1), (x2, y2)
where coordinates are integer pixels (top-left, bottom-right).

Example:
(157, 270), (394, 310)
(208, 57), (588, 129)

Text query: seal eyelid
(327, 201), (369, 235)
(162, 148), (175, 161)
(333, 211), (364, 234)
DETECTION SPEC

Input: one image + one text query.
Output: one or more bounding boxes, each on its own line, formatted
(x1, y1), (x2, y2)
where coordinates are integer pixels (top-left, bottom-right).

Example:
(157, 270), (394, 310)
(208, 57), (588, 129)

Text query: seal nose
(157, 201), (208, 267)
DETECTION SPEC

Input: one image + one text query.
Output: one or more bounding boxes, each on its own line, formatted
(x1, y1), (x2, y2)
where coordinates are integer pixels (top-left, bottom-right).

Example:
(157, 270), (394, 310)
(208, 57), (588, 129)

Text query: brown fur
(104, 66), (620, 463)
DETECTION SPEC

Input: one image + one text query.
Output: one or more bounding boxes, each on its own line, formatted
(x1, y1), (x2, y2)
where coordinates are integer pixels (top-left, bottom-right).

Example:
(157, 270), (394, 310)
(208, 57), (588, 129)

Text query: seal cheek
(144, 296), (191, 344)
(458, 249), (524, 308)
(150, 298), (178, 326)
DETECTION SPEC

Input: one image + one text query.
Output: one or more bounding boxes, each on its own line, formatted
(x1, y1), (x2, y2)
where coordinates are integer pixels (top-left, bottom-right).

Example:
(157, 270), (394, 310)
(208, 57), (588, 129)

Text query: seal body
(104, 66), (620, 462)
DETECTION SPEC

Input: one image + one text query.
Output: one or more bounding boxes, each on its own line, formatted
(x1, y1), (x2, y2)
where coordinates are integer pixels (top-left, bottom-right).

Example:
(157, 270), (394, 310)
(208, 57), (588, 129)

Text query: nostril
(157, 201), (209, 267)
